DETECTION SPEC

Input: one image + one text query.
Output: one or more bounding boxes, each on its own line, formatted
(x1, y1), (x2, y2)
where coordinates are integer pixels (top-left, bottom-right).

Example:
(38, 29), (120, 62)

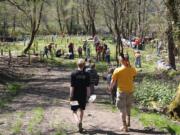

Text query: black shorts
(71, 100), (86, 112)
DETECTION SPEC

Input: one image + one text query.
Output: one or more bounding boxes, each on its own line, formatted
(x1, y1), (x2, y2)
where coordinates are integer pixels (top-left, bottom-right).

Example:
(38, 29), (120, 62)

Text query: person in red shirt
(96, 43), (101, 61)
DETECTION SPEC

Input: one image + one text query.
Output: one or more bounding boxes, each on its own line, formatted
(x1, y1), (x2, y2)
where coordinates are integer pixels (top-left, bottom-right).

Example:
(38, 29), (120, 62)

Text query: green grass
(131, 107), (140, 117)
(27, 107), (44, 134)
(43, 56), (109, 72)
(0, 99), (6, 108)
(139, 113), (180, 134)
(131, 108), (180, 134)
(0, 83), (24, 108)
(11, 112), (25, 134)
(134, 76), (177, 108)
(7, 82), (23, 95)
(55, 128), (67, 135)
(11, 120), (23, 134)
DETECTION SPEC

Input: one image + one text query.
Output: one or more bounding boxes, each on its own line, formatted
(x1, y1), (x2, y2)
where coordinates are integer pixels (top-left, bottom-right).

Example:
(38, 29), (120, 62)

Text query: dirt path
(0, 59), (168, 135)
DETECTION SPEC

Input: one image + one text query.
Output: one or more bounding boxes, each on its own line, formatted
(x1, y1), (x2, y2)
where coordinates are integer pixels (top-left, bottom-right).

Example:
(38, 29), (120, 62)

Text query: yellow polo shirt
(112, 66), (137, 93)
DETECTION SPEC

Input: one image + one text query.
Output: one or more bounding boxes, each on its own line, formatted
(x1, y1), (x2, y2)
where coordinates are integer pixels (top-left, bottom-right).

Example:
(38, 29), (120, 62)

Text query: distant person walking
(68, 43), (74, 59)
(94, 35), (99, 47)
(83, 40), (88, 56)
(43, 46), (49, 58)
(70, 59), (90, 132)
(86, 44), (91, 59)
(134, 50), (142, 68)
(85, 63), (99, 95)
(77, 46), (83, 58)
(102, 44), (108, 61)
(106, 68), (116, 105)
(105, 47), (111, 64)
(109, 54), (137, 132)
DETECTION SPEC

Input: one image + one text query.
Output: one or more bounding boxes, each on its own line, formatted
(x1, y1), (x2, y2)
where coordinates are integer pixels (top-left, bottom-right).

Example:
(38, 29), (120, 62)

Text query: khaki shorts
(116, 91), (133, 115)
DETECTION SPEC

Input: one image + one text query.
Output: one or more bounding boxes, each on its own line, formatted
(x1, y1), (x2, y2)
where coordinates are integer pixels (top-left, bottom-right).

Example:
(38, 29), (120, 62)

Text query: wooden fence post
(28, 50), (31, 65)
(1, 49), (3, 56)
(33, 48), (36, 55)
(36, 41), (39, 51)
(40, 51), (43, 61)
(8, 50), (12, 67)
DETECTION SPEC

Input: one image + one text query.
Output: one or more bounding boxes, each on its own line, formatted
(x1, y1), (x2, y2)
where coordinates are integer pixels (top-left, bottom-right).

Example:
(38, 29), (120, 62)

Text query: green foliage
(96, 62), (108, 72)
(11, 120), (23, 134)
(167, 70), (180, 78)
(140, 113), (168, 127)
(6, 83), (22, 95)
(27, 107), (44, 134)
(0, 99), (6, 108)
(134, 77), (177, 108)
(0, 83), (24, 109)
(168, 84), (180, 120)
(139, 113), (180, 134)
(55, 128), (67, 135)
(130, 107), (180, 134)
(131, 107), (140, 117)
(11, 112), (25, 134)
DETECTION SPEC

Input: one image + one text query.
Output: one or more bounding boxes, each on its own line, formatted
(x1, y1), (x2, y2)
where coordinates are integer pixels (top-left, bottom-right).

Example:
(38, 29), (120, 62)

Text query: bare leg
(79, 109), (84, 123)
(120, 112), (128, 132)
(79, 109), (84, 132)
(127, 96), (132, 127)
(126, 106), (131, 127)
(127, 115), (130, 127)
(73, 111), (79, 124)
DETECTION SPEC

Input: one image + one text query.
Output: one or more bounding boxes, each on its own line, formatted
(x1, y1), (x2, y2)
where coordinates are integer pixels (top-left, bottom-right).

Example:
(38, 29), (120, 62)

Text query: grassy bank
(132, 108), (180, 134)
(0, 82), (25, 108)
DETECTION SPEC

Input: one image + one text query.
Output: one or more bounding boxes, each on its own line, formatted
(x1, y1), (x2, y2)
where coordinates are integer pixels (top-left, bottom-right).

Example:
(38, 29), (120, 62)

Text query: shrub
(134, 77), (177, 108)
(168, 84), (180, 120)
(6, 83), (22, 95)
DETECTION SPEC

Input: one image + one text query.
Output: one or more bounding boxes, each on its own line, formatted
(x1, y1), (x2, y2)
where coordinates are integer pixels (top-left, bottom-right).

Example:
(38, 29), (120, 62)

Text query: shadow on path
(129, 128), (168, 134)
(69, 129), (129, 135)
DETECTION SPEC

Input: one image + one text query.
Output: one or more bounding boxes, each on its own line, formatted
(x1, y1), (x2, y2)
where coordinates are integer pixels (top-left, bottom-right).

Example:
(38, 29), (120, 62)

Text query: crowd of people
(42, 35), (112, 65)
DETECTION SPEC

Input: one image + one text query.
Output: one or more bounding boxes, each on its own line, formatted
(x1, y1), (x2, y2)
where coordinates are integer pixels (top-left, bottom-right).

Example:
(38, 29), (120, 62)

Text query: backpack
(86, 68), (99, 86)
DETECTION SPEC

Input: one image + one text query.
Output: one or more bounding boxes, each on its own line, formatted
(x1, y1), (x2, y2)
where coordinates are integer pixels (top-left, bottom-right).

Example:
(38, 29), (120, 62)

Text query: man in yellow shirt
(109, 54), (137, 132)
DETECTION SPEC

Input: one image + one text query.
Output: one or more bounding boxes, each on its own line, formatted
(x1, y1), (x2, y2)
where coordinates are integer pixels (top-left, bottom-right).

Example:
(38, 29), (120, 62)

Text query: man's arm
(86, 71), (91, 97)
(87, 86), (90, 98)
(109, 79), (116, 93)
(70, 86), (74, 101)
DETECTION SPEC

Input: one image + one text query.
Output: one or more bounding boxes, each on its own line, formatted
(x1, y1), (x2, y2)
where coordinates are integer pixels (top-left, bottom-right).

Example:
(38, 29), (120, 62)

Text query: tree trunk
(13, 15), (16, 33)
(141, 0), (146, 38)
(82, 15), (89, 33)
(91, 20), (96, 37)
(56, 0), (63, 32)
(165, 0), (178, 70)
(24, 31), (36, 54)
(166, 22), (176, 70)
(112, 0), (124, 65)
(24, 1), (44, 54)
(86, 0), (96, 36)
(138, 0), (141, 36)
(3, 14), (8, 41)
(69, 7), (74, 34)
